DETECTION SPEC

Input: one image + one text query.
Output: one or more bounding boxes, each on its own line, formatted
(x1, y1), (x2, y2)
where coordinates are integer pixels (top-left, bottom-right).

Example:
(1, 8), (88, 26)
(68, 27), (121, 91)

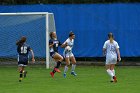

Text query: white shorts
(106, 56), (117, 65)
(63, 51), (74, 58)
(18, 64), (27, 67)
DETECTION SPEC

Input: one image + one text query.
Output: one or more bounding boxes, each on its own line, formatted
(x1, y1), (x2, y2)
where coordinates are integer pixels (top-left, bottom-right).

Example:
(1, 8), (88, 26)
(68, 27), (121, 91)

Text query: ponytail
(110, 37), (113, 43)
(16, 36), (26, 46)
(108, 33), (114, 43)
(16, 40), (21, 46)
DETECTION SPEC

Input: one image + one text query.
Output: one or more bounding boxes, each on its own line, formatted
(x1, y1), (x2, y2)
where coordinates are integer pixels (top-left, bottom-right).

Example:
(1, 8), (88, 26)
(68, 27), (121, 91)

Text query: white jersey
(63, 38), (74, 57)
(63, 38), (74, 51)
(103, 40), (119, 64)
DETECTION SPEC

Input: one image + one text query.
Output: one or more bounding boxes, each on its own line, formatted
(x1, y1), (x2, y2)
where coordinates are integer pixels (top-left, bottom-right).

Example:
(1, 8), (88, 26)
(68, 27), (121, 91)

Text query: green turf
(0, 66), (139, 93)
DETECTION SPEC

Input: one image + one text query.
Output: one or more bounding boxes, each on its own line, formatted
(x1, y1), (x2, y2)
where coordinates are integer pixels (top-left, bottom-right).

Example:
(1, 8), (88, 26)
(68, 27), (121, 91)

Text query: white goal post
(0, 12), (56, 69)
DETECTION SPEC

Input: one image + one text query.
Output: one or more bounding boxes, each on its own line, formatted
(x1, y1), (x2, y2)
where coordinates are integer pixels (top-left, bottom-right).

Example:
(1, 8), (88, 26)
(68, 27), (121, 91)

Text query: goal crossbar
(0, 12), (53, 69)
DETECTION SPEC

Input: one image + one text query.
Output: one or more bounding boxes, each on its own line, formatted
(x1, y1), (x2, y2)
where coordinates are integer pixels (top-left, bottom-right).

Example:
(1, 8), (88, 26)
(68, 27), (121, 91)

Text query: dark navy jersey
(17, 43), (31, 62)
(49, 39), (61, 53)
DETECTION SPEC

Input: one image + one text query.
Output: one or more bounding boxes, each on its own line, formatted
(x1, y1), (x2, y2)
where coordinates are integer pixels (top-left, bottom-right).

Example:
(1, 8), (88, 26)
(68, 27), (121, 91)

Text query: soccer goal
(0, 12), (56, 69)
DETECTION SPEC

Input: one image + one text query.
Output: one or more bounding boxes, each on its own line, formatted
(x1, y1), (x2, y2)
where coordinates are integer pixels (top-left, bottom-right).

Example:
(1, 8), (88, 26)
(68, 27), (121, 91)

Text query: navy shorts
(18, 61), (28, 67)
(50, 52), (56, 58)
(18, 55), (28, 66)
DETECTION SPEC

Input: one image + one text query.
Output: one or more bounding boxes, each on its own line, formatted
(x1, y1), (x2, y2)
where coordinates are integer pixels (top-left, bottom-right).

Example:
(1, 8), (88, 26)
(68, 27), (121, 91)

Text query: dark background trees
(0, 0), (139, 5)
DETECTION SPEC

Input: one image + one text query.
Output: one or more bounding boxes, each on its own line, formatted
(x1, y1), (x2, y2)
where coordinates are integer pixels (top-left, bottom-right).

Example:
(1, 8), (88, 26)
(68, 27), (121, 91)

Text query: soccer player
(62, 31), (77, 78)
(16, 36), (35, 82)
(103, 33), (121, 82)
(49, 32), (63, 78)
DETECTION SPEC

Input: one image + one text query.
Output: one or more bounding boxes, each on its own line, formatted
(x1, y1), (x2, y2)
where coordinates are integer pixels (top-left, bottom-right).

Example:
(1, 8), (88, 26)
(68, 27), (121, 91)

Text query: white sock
(111, 77), (114, 81)
(71, 64), (76, 72)
(106, 69), (114, 77)
(111, 69), (115, 76)
(64, 66), (68, 74)
(110, 70), (115, 81)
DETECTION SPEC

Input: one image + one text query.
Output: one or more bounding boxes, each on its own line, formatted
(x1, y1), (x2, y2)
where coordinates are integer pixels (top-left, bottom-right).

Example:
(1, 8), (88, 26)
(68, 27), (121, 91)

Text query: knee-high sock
(64, 66), (68, 74)
(19, 70), (23, 78)
(71, 64), (76, 72)
(106, 69), (114, 77)
(111, 69), (115, 76)
(52, 61), (61, 73)
(55, 61), (61, 68)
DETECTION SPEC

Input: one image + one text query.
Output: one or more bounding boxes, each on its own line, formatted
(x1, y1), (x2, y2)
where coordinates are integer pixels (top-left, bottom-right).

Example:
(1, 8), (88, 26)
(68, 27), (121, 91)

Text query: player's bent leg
(70, 56), (77, 76)
(50, 53), (63, 78)
(53, 53), (63, 73)
(106, 64), (114, 82)
(53, 53), (63, 62)
(63, 57), (70, 78)
(110, 64), (117, 82)
(23, 71), (27, 78)
(23, 66), (27, 78)
(50, 72), (55, 78)
(53, 58), (61, 73)
(110, 78), (114, 82)
(22, 63), (28, 78)
(18, 66), (23, 82)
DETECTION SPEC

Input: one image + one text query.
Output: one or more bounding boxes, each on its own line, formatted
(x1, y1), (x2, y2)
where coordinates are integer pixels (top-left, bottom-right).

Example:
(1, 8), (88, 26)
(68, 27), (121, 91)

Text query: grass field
(0, 65), (139, 93)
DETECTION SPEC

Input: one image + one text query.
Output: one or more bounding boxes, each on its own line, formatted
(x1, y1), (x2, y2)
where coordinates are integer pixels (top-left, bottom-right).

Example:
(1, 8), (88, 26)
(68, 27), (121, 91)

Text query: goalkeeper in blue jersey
(16, 36), (35, 82)
(49, 32), (63, 78)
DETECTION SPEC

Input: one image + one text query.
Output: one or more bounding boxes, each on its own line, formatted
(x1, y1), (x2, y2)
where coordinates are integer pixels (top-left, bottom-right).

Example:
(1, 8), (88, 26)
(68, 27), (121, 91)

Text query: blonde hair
(49, 32), (57, 39)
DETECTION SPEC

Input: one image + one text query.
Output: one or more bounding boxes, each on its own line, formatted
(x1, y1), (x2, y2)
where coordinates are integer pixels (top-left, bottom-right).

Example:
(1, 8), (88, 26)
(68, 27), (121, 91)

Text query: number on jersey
(21, 46), (27, 54)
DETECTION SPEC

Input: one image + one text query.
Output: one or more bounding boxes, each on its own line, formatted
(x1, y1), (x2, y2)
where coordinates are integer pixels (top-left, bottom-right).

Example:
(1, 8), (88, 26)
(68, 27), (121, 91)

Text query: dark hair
(50, 32), (54, 39)
(69, 31), (75, 37)
(108, 32), (114, 39)
(16, 36), (26, 46)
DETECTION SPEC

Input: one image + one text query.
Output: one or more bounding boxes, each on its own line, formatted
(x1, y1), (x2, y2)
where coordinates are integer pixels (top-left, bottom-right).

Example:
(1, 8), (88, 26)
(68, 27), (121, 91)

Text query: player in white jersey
(62, 32), (77, 78)
(103, 33), (121, 82)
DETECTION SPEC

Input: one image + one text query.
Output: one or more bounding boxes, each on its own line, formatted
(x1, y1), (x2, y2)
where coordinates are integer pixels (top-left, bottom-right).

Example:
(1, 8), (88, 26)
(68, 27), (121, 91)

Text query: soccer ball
(65, 46), (71, 51)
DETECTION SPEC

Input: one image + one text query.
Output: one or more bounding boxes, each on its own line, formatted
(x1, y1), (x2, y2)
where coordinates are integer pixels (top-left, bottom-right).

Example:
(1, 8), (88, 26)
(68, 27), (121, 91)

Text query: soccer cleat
(63, 73), (66, 78)
(71, 71), (77, 76)
(19, 78), (22, 82)
(110, 80), (114, 83)
(110, 78), (114, 83)
(54, 68), (61, 73)
(23, 71), (27, 78)
(50, 72), (54, 78)
(113, 76), (117, 83)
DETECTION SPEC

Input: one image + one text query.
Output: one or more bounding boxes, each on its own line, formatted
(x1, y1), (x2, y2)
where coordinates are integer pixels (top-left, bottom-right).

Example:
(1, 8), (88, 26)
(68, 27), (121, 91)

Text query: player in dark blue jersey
(49, 32), (63, 78)
(16, 36), (35, 82)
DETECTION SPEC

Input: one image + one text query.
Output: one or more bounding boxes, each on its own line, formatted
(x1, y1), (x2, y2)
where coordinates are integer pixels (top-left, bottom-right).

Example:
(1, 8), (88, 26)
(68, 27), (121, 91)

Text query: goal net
(0, 12), (56, 69)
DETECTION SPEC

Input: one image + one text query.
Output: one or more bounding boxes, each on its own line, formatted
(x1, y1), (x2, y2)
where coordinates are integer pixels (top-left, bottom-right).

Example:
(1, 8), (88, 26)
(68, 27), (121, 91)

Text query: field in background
(0, 66), (139, 93)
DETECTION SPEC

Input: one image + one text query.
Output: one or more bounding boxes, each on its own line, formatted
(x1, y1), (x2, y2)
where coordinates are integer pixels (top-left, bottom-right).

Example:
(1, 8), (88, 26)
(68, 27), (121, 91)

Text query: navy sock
(55, 61), (61, 68)
(20, 71), (23, 78)
(52, 69), (56, 73)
